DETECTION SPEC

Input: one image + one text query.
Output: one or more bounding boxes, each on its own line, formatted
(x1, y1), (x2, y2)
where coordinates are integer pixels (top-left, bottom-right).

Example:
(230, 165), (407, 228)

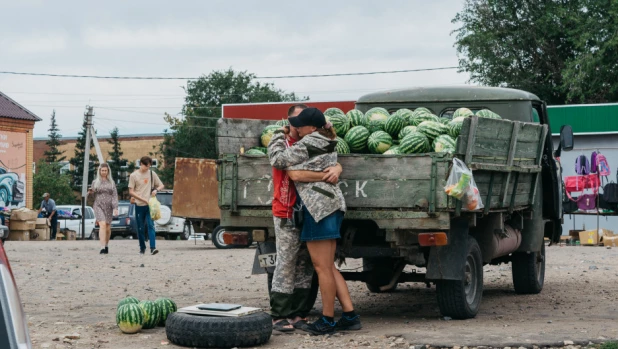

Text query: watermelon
(347, 109), (367, 127)
(413, 107), (432, 116)
(116, 303), (144, 334)
(439, 117), (451, 125)
(155, 297), (177, 326)
(335, 137), (350, 154)
(365, 107), (390, 122)
(433, 135), (457, 153)
(476, 109), (501, 119)
(392, 108), (414, 126)
(344, 126), (370, 153)
(117, 296), (140, 310)
(411, 113), (440, 126)
(326, 112), (350, 137)
(138, 300), (161, 329)
(367, 119), (385, 133)
(452, 116), (466, 123)
(276, 119), (290, 127)
(399, 132), (430, 154)
(384, 114), (405, 138)
(245, 149), (266, 156)
(367, 131), (393, 154)
(453, 108), (474, 118)
(398, 126), (418, 140)
(261, 125), (280, 147)
(448, 120), (463, 138)
(417, 121), (448, 141)
(384, 146), (401, 155)
(324, 107), (345, 118)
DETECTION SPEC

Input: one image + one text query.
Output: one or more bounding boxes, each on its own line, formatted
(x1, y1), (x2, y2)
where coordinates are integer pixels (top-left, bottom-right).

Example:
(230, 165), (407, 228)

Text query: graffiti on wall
(0, 130), (26, 208)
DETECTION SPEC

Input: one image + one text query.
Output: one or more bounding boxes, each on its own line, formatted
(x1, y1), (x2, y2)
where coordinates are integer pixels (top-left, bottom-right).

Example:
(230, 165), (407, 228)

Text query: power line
(0, 66), (458, 80)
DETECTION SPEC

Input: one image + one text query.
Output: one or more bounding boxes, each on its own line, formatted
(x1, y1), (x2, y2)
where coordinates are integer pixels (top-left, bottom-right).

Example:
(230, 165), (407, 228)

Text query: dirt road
(5, 239), (618, 349)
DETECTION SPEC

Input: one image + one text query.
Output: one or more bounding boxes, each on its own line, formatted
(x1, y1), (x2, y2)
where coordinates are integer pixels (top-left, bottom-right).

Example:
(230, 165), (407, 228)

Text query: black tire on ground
(165, 311), (272, 348)
(362, 257), (398, 293)
(512, 241), (545, 294)
(180, 221), (191, 240)
(91, 230), (99, 240)
(212, 226), (233, 249)
(436, 236), (483, 319)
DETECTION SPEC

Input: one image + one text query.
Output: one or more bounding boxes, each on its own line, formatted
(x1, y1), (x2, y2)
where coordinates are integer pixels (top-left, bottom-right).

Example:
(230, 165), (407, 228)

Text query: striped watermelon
(365, 107), (389, 123)
(335, 137), (350, 154)
(367, 119), (385, 133)
(384, 146), (401, 155)
(413, 107), (432, 116)
(417, 121), (448, 141)
(448, 120), (463, 138)
(392, 108), (414, 126)
(453, 108), (474, 118)
(439, 117), (451, 125)
(384, 114), (405, 138)
(368, 131), (393, 154)
(325, 107), (345, 117)
(476, 109), (501, 119)
(245, 149), (266, 156)
(433, 135), (457, 153)
(276, 119), (290, 127)
(452, 116), (466, 123)
(155, 298), (177, 326)
(399, 132), (430, 154)
(411, 113), (440, 126)
(347, 109), (367, 127)
(116, 303), (144, 334)
(344, 126), (370, 153)
(117, 296), (140, 310)
(138, 300), (161, 329)
(261, 125), (280, 147)
(326, 112), (350, 137)
(398, 126), (417, 140)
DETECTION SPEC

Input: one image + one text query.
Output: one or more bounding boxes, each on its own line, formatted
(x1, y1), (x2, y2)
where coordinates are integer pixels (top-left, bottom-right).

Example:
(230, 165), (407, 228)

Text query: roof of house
(547, 103), (618, 135)
(0, 91), (42, 121)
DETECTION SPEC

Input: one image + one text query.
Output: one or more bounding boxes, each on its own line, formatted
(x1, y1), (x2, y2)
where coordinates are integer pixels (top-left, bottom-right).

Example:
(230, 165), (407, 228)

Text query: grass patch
(599, 342), (618, 349)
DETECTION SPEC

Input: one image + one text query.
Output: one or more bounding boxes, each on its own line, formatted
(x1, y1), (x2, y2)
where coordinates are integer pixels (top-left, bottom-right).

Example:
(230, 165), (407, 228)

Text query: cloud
(1, 32), (68, 54)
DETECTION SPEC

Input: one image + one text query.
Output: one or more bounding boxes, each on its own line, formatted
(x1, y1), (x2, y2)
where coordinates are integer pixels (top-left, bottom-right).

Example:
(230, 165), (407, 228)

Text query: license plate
(112, 221), (119, 224)
(258, 253), (277, 268)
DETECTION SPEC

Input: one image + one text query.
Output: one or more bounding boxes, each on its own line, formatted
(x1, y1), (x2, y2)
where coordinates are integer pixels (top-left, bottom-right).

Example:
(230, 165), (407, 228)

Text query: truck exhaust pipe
(490, 225), (522, 259)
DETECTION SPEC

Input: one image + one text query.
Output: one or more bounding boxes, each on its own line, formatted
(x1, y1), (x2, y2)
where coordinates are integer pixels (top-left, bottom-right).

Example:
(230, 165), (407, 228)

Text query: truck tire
(436, 236), (483, 319)
(362, 258), (398, 293)
(180, 222), (191, 240)
(165, 311), (272, 348)
(212, 226), (232, 249)
(512, 242), (545, 294)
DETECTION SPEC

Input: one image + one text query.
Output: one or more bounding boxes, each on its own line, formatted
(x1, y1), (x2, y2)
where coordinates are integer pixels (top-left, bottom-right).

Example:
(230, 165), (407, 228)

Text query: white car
(56, 205), (96, 239)
(154, 191), (192, 240)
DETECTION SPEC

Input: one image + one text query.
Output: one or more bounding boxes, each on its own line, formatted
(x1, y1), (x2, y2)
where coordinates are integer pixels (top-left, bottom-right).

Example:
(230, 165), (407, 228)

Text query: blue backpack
(576, 155), (590, 175)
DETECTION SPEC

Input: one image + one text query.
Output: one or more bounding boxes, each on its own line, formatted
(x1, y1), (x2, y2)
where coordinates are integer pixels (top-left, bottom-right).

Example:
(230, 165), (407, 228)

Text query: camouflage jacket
(268, 131), (346, 222)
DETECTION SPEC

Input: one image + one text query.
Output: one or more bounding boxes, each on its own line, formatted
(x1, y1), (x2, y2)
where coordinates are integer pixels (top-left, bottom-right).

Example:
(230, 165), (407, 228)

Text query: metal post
(81, 106), (94, 240)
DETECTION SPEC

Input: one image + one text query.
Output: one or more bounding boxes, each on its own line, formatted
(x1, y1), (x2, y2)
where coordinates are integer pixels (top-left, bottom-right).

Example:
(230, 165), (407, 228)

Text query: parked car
(92, 201), (138, 239)
(56, 205), (96, 239)
(154, 191), (192, 240)
(0, 227), (32, 348)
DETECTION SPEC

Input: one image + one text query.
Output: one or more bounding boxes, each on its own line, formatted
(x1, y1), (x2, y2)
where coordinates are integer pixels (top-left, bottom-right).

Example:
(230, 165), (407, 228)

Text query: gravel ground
(4, 239), (618, 349)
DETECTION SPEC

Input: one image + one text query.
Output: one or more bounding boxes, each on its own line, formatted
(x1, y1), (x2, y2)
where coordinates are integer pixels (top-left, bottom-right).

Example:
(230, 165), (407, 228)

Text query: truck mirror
(560, 125), (574, 151)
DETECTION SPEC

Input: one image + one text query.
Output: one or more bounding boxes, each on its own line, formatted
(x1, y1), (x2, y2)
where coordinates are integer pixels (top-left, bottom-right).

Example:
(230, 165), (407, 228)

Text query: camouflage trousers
(271, 217), (314, 294)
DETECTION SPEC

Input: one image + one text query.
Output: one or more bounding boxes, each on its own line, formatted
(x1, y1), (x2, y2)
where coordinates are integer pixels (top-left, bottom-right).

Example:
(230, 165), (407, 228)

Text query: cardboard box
(8, 230), (30, 241)
(603, 235), (618, 247)
(65, 230), (76, 241)
(579, 230), (599, 246)
(10, 208), (37, 221)
(32, 228), (50, 241)
(56, 233), (65, 240)
(35, 218), (48, 229)
(10, 220), (36, 231)
(569, 230), (584, 241)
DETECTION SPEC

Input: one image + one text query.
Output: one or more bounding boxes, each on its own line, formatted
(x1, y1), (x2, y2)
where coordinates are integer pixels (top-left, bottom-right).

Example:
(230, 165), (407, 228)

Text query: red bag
(564, 175), (600, 193)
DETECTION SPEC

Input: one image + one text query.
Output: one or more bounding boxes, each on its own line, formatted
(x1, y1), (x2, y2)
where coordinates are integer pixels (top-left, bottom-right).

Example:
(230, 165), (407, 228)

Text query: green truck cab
(215, 86), (573, 319)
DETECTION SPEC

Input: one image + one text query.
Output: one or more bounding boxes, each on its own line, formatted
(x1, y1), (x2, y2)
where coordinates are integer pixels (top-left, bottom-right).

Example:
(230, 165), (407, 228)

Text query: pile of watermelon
(116, 296), (177, 334)
(252, 107), (501, 156)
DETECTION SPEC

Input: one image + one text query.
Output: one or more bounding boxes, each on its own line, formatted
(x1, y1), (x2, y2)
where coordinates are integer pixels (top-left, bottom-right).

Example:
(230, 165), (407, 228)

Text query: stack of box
(578, 228), (616, 246)
(8, 208), (38, 241)
(33, 218), (50, 241)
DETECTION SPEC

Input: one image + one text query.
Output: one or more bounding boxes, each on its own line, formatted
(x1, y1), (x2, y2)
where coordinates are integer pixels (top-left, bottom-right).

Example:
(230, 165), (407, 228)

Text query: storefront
(0, 91), (41, 209)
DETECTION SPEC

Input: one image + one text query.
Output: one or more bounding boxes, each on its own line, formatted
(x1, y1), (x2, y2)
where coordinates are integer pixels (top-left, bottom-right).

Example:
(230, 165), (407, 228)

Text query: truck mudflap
(426, 218), (469, 281)
(252, 242), (276, 275)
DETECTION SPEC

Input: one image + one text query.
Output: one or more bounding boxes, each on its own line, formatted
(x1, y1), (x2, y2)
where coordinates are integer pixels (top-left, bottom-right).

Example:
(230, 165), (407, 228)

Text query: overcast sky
(0, 0), (470, 138)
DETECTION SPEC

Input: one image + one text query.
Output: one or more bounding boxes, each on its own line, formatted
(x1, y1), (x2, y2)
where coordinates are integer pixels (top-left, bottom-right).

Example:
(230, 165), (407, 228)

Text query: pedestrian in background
(129, 156), (164, 255)
(37, 193), (57, 240)
(90, 163), (119, 254)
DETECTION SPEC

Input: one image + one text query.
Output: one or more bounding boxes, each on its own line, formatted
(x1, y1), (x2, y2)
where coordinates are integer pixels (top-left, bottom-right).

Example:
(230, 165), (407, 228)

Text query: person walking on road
(267, 104), (342, 332)
(89, 163), (119, 254)
(37, 193), (58, 240)
(129, 156), (164, 255)
(269, 108), (359, 335)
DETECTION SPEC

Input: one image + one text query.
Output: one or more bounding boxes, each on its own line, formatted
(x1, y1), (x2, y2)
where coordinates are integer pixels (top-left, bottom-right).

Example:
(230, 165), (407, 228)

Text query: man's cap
(42, 193), (49, 198)
(288, 108), (326, 128)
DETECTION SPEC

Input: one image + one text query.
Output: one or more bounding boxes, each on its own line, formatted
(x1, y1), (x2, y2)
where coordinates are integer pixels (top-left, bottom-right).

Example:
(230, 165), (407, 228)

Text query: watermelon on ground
(367, 131), (393, 154)
(347, 109), (367, 127)
(116, 303), (144, 334)
(448, 120), (463, 138)
(398, 126), (418, 140)
(365, 107), (390, 123)
(453, 108), (474, 118)
(117, 296), (140, 310)
(155, 298), (177, 326)
(344, 126), (370, 153)
(384, 114), (405, 138)
(138, 300), (162, 329)
(417, 121), (448, 141)
(433, 135), (457, 153)
(326, 112), (350, 137)
(399, 132), (430, 154)
(335, 137), (350, 154)
(261, 125), (280, 147)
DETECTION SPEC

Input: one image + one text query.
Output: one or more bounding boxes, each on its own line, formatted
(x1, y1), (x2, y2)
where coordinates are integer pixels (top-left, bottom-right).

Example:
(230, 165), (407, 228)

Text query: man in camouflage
(268, 104), (342, 331)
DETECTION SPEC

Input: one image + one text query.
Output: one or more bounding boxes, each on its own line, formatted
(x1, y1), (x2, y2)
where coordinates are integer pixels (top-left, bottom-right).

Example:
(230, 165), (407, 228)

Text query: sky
(0, 0), (470, 139)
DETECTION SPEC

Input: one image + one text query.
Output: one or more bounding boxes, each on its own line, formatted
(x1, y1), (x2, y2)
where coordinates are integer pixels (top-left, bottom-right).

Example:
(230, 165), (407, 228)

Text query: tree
(69, 123), (98, 189)
(158, 68), (305, 186)
(44, 110), (66, 163)
(33, 161), (75, 205)
(107, 127), (133, 196)
(452, 0), (618, 104)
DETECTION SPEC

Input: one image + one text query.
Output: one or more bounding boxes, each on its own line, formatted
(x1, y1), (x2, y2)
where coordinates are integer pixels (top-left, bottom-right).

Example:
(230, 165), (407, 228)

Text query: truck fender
(251, 241), (276, 275)
(426, 218), (469, 281)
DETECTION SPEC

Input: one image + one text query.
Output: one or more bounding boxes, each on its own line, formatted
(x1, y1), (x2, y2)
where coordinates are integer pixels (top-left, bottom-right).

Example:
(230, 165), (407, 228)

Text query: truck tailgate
(172, 158), (221, 220)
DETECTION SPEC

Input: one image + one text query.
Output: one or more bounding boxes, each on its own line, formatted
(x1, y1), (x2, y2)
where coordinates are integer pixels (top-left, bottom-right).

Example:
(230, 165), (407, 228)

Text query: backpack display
(575, 155), (590, 175)
(603, 171), (618, 204)
(597, 154), (611, 176)
(591, 152), (598, 173)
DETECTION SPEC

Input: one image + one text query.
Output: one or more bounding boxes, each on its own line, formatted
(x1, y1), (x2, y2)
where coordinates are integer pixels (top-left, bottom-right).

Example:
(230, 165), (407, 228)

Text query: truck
(213, 86), (574, 319)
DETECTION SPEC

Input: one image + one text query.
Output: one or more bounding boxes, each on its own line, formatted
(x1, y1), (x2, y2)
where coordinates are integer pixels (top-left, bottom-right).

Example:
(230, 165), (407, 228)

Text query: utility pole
(81, 106), (105, 240)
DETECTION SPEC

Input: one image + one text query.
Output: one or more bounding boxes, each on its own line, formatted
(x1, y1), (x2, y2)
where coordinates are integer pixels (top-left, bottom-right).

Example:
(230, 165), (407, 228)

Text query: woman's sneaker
(302, 316), (336, 336)
(335, 315), (362, 331)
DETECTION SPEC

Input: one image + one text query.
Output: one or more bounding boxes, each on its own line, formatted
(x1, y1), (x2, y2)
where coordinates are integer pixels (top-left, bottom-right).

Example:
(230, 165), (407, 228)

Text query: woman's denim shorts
(300, 206), (344, 242)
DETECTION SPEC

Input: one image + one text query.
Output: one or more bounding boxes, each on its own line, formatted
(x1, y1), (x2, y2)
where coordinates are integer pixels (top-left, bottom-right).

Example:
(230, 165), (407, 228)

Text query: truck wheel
(362, 258), (398, 293)
(436, 236), (483, 319)
(512, 242), (545, 294)
(180, 222), (191, 240)
(166, 311), (272, 348)
(212, 226), (232, 249)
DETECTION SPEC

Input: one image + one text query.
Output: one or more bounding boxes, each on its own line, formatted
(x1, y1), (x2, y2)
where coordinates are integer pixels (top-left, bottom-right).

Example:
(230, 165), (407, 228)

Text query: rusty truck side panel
(172, 158), (221, 220)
